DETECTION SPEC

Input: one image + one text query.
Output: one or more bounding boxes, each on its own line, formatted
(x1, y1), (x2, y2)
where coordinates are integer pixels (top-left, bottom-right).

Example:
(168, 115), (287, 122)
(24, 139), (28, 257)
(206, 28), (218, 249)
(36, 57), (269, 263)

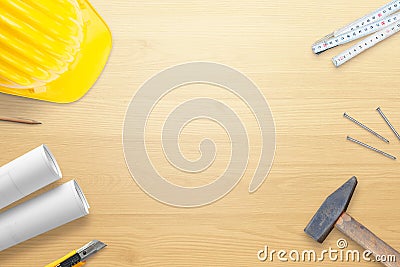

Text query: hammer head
(304, 176), (358, 243)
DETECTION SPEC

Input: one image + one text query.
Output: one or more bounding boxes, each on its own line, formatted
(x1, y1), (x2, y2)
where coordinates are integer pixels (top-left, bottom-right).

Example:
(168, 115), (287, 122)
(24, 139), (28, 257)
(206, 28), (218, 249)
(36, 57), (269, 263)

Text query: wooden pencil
(0, 116), (41, 125)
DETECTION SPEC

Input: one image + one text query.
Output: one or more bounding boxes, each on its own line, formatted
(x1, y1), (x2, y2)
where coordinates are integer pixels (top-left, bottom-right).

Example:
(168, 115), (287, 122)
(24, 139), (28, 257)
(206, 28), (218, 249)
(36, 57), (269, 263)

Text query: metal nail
(347, 136), (396, 160)
(343, 113), (389, 143)
(376, 107), (400, 141)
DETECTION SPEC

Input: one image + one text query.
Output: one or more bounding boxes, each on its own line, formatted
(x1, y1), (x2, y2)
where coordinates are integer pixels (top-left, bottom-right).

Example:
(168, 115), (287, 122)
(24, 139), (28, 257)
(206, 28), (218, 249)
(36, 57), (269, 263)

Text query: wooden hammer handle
(336, 213), (400, 267)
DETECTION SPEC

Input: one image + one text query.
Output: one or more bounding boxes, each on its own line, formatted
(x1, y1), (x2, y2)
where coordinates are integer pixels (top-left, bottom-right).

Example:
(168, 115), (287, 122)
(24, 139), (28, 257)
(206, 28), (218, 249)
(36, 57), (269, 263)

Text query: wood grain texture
(1, 0), (400, 266)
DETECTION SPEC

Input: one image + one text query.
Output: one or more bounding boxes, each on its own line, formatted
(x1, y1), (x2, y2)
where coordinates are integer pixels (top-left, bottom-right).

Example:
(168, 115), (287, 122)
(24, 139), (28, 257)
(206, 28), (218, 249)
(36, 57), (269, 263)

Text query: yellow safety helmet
(0, 0), (112, 103)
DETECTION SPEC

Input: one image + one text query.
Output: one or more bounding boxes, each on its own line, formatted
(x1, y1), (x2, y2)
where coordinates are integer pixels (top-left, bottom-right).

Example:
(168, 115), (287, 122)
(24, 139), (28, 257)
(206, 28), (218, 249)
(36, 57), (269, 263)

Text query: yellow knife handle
(44, 250), (77, 267)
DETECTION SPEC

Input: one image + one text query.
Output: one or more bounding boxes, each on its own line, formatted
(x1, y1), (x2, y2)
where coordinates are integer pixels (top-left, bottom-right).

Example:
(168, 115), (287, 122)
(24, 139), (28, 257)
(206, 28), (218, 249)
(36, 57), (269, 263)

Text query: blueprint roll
(0, 145), (62, 209)
(0, 180), (90, 251)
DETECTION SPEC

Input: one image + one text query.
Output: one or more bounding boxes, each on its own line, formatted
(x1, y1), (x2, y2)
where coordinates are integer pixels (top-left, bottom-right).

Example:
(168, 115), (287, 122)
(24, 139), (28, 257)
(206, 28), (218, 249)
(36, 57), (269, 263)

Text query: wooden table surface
(1, 0), (400, 266)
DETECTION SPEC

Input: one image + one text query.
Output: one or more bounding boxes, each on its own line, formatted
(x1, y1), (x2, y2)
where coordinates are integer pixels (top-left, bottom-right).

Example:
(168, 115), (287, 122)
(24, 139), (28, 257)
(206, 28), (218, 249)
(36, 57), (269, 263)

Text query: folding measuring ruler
(312, 0), (400, 67)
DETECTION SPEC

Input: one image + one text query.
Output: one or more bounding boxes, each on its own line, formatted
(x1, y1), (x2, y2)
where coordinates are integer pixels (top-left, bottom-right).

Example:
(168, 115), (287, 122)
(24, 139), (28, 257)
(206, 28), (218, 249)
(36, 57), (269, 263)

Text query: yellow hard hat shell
(0, 0), (112, 103)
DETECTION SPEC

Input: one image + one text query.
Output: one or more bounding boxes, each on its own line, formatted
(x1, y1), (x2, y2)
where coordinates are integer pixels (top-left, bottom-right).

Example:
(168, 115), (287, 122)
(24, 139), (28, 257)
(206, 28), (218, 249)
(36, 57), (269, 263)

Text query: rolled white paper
(0, 180), (90, 251)
(0, 145), (62, 209)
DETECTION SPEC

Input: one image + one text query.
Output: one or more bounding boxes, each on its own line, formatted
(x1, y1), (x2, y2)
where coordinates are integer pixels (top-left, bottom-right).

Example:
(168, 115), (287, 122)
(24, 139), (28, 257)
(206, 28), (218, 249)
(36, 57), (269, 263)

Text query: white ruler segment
(335, 0), (400, 35)
(333, 22), (400, 67)
(313, 12), (400, 54)
(312, 0), (400, 66)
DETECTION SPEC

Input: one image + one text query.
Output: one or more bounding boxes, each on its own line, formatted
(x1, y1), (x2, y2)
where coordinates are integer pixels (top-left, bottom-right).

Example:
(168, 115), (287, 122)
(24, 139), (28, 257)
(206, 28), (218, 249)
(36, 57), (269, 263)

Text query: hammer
(305, 177), (400, 267)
